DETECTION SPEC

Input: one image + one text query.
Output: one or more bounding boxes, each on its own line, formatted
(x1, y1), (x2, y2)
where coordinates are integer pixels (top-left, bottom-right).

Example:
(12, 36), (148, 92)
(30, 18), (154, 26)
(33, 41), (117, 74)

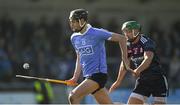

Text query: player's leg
(152, 75), (168, 104)
(92, 88), (113, 104)
(128, 77), (149, 104)
(87, 72), (113, 104)
(127, 92), (147, 104)
(68, 79), (99, 104)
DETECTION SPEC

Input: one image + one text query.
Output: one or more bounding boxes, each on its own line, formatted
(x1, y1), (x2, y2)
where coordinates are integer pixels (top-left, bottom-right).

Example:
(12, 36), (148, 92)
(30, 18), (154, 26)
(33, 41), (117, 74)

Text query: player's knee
(128, 93), (147, 104)
(68, 91), (76, 103)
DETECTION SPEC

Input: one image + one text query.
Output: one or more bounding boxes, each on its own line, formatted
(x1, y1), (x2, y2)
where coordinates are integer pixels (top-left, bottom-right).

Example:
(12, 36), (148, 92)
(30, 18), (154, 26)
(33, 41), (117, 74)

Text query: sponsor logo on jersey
(131, 56), (144, 62)
(78, 45), (94, 56)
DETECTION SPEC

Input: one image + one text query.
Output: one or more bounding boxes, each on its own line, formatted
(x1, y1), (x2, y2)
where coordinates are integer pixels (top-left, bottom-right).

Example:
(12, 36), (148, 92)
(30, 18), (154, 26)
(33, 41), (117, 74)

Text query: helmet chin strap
(74, 19), (86, 32)
(128, 30), (140, 42)
(132, 29), (139, 37)
(79, 19), (86, 28)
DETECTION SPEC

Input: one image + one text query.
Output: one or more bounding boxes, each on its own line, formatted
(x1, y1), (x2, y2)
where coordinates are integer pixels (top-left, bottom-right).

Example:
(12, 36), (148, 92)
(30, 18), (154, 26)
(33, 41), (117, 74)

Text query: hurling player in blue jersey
(66, 9), (130, 104)
(109, 21), (168, 104)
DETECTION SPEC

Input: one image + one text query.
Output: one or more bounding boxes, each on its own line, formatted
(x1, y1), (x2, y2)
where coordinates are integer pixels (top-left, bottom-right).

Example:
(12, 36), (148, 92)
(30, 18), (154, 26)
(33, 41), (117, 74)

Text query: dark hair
(69, 8), (88, 21)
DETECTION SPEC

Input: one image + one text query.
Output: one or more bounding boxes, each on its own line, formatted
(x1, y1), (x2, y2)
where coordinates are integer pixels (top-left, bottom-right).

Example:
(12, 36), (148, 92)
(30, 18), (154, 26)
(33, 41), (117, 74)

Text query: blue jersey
(70, 24), (113, 77)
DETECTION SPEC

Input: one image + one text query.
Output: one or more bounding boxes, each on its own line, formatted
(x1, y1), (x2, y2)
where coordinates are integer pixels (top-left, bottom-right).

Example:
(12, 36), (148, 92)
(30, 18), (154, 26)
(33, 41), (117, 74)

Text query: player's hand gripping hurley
(16, 75), (78, 86)
(123, 61), (138, 77)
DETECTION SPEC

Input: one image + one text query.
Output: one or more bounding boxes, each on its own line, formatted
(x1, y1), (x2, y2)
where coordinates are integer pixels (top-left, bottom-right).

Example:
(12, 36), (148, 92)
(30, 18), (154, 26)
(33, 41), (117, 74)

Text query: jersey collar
(74, 24), (91, 35)
(71, 24), (92, 40)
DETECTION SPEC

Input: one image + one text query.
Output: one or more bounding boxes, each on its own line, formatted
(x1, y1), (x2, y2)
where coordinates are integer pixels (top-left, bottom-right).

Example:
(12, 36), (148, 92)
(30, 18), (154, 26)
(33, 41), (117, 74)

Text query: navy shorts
(85, 72), (107, 94)
(133, 75), (168, 97)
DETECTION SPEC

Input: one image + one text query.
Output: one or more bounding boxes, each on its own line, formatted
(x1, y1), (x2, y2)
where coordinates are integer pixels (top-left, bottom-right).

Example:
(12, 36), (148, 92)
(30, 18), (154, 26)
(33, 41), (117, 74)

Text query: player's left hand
(109, 81), (120, 93)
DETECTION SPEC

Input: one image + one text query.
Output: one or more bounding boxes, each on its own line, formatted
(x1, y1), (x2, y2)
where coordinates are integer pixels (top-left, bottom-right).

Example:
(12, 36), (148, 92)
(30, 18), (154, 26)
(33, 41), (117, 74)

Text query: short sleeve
(143, 39), (156, 52)
(96, 28), (113, 40)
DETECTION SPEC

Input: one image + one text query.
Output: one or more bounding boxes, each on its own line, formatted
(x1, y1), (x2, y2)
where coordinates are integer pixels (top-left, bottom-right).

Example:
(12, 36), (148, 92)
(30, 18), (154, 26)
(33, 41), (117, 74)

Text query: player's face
(69, 18), (81, 32)
(122, 29), (134, 40)
(122, 29), (139, 41)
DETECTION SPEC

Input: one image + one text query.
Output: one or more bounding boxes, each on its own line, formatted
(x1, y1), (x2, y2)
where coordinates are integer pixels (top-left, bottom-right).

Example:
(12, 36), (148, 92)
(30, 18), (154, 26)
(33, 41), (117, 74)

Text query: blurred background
(0, 0), (180, 104)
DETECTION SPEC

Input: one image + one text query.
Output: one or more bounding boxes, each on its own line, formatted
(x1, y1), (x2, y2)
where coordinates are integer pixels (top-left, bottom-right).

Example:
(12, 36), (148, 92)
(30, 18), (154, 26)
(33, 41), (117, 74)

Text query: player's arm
(109, 61), (128, 93)
(134, 51), (154, 76)
(69, 52), (82, 82)
(109, 33), (131, 71)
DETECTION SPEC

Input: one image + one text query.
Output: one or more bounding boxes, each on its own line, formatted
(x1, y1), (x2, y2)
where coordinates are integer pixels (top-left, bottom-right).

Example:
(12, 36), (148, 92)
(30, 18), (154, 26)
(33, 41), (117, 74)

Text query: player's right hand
(65, 80), (78, 86)
(65, 78), (78, 86)
(130, 69), (140, 78)
(66, 77), (78, 83)
(109, 81), (120, 93)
